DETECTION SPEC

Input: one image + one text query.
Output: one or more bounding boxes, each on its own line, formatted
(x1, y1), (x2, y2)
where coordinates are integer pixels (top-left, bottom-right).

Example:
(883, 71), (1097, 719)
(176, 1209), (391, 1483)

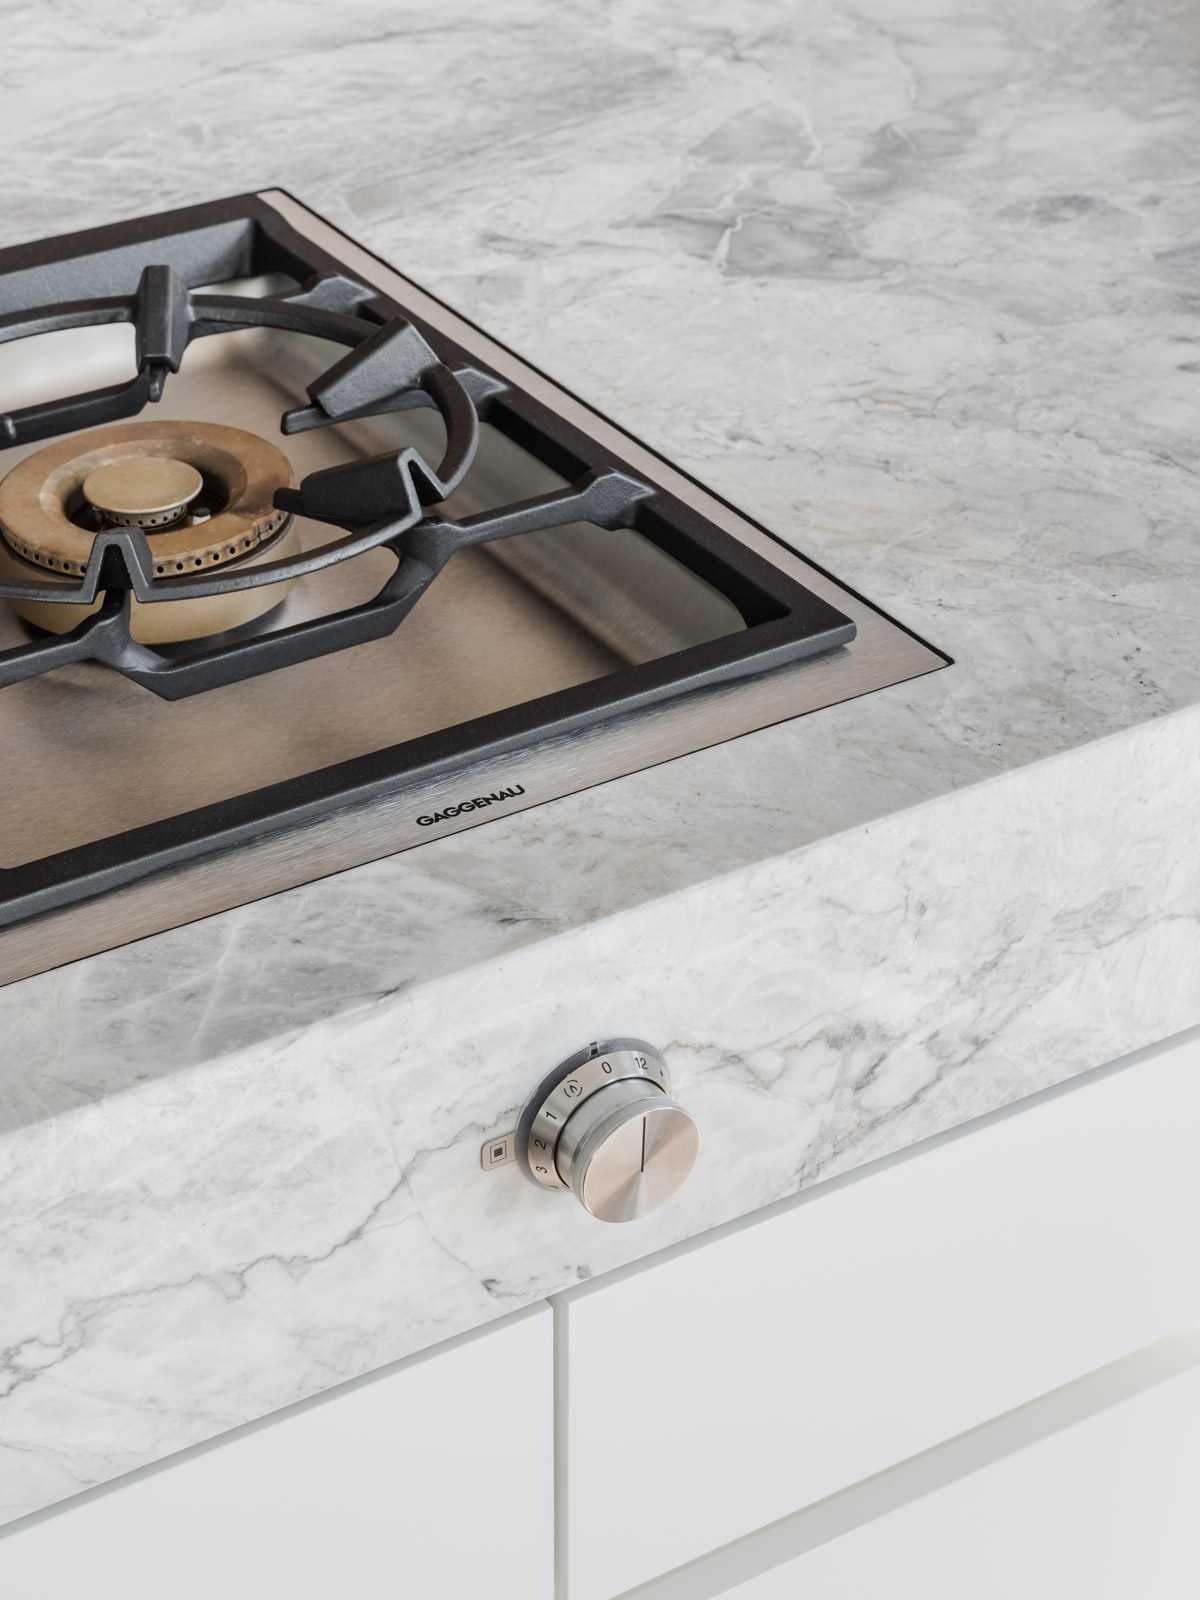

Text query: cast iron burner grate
(0, 200), (851, 700)
(0, 192), (950, 976)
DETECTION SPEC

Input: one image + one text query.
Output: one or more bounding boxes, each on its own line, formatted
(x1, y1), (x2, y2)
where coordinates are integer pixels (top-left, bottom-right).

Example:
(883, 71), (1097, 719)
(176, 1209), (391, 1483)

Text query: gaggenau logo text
(417, 785), (526, 827)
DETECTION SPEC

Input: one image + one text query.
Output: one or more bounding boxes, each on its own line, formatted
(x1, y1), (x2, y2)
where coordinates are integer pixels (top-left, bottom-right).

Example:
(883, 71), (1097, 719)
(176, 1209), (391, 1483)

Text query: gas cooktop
(0, 191), (946, 987)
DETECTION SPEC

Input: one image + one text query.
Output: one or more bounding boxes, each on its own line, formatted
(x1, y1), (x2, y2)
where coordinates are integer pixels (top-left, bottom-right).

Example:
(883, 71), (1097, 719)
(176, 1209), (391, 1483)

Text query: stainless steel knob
(518, 1040), (699, 1223)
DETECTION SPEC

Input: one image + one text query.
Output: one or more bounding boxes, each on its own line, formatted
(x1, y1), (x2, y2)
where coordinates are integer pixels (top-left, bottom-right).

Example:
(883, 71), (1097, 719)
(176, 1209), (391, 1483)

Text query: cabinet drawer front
(561, 1033), (1200, 1600)
(0, 1308), (553, 1600)
(731, 1353), (1200, 1600)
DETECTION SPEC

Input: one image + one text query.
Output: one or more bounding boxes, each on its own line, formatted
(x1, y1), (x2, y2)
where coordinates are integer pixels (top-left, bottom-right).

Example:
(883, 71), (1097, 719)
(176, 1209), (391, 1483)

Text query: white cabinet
(0, 1307), (553, 1600)
(6, 1034), (1200, 1600)
(558, 1035), (1200, 1600)
(729, 1354), (1200, 1600)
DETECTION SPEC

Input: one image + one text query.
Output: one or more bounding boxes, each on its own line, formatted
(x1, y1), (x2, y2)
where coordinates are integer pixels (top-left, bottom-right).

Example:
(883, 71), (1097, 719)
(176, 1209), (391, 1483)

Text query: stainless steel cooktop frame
(0, 190), (947, 987)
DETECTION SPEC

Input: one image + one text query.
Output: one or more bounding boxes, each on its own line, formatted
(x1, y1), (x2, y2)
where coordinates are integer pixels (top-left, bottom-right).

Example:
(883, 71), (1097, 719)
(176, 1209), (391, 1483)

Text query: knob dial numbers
(522, 1045), (662, 1193)
(517, 1040), (699, 1222)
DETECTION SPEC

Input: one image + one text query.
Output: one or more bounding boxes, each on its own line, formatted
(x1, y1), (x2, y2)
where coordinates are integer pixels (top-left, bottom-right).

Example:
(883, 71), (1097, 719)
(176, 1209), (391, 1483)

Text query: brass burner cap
(0, 420), (294, 578)
(83, 456), (204, 528)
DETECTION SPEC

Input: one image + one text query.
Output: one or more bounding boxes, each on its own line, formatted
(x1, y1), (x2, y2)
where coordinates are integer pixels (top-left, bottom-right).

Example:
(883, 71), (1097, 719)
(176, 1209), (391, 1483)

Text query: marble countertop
(3, 0), (1200, 1087)
(3, 0), (1200, 1530)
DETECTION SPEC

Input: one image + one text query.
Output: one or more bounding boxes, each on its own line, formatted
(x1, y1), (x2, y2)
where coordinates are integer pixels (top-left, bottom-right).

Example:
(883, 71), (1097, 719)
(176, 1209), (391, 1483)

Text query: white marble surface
(2, 0), (1200, 1528)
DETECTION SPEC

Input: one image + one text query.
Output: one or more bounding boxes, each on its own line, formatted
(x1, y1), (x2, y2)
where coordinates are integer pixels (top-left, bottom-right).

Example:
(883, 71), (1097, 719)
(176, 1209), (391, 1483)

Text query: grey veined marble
(2, 0), (1200, 1528)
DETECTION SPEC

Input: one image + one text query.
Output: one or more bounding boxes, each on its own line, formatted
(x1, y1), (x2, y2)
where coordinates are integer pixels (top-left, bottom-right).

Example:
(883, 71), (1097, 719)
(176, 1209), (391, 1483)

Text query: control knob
(517, 1040), (699, 1223)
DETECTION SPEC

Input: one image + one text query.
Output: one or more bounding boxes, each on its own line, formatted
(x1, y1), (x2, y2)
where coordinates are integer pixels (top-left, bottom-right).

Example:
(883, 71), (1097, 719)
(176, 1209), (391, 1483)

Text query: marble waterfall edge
(1, 702), (1198, 1526)
(3, 0), (1200, 1528)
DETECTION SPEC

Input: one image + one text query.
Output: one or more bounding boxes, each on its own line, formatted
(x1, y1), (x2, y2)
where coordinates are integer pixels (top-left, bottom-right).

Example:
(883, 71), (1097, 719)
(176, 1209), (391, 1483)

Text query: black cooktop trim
(0, 193), (860, 926)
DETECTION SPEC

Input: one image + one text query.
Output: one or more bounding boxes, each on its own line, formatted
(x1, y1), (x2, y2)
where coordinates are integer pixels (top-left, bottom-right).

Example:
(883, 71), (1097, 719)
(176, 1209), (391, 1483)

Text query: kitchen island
(1, 1), (1198, 1590)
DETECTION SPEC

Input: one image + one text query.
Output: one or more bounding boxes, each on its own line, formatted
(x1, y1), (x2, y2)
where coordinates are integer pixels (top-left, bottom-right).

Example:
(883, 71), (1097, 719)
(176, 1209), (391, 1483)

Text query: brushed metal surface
(0, 322), (737, 869)
(517, 1039), (697, 1222)
(571, 1094), (699, 1224)
(0, 193), (946, 986)
(520, 1041), (674, 1192)
(515, 1036), (700, 1222)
